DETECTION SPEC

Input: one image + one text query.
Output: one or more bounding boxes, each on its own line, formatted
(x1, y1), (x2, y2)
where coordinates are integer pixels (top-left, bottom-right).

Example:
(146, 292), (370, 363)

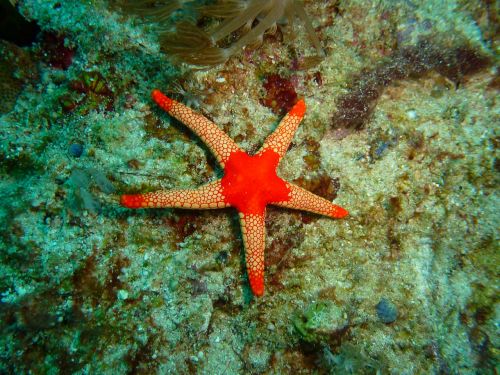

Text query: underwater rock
(68, 142), (84, 158)
(0, 39), (38, 113)
(376, 298), (398, 324)
(293, 300), (348, 343)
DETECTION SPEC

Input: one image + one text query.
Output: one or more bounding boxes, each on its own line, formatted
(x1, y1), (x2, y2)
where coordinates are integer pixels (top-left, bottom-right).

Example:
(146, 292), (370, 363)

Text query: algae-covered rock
(0, 40), (37, 113)
(0, 0), (497, 373)
(293, 300), (348, 343)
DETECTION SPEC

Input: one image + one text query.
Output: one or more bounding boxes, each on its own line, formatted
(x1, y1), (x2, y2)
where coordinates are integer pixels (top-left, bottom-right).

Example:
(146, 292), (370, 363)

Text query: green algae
(293, 300), (348, 343)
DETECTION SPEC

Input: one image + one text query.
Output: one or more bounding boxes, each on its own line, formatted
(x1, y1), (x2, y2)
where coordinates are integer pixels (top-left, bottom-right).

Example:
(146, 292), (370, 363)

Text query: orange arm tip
(332, 206), (349, 219)
(151, 89), (174, 111)
(289, 99), (306, 117)
(120, 194), (145, 209)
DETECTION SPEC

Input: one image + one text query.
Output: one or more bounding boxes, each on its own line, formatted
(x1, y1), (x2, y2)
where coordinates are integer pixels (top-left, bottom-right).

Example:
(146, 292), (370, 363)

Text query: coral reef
(0, 0), (498, 373)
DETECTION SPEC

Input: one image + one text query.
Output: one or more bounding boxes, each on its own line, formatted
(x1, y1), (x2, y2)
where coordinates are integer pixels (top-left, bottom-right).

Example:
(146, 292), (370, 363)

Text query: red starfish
(121, 90), (348, 296)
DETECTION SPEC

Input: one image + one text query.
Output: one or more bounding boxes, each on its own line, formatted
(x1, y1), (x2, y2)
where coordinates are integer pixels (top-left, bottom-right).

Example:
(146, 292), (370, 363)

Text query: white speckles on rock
(407, 109), (418, 120)
(117, 289), (129, 300)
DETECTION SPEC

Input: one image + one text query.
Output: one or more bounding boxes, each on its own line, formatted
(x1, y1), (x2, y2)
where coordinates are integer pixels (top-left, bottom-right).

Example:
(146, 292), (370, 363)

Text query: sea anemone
(119, 0), (323, 67)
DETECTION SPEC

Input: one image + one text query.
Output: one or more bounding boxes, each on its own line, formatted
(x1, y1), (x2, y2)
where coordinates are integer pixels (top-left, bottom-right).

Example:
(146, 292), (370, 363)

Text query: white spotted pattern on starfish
(152, 89), (240, 166)
(239, 212), (266, 296)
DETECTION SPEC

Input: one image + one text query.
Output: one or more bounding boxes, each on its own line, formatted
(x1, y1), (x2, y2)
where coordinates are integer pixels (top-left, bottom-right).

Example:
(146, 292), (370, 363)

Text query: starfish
(121, 90), (348, 296)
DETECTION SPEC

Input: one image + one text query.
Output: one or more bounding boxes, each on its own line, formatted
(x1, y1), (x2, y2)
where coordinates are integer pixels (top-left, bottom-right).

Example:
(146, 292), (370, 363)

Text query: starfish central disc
(221, 149), (290, 215)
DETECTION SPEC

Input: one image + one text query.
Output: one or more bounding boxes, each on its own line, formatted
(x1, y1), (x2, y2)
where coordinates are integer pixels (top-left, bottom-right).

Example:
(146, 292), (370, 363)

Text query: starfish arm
(271, 182), (349, 219)
(152, 89), (241, 166)
(239, 212), (266, 297)
(258, 99), (306, 159)
(121, 180), (230, 209)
